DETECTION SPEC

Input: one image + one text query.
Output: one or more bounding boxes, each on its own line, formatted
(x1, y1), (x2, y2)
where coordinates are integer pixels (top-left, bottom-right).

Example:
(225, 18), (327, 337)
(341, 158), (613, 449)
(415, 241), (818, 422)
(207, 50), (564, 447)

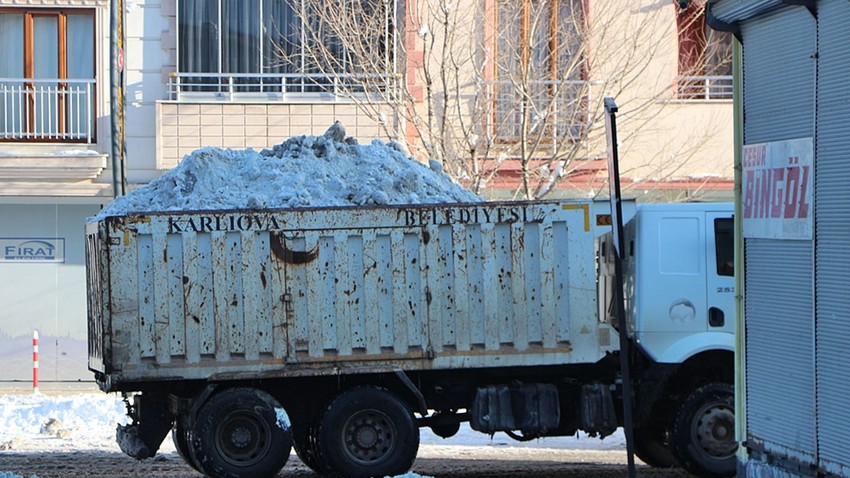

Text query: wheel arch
(636, 348), (734, 426)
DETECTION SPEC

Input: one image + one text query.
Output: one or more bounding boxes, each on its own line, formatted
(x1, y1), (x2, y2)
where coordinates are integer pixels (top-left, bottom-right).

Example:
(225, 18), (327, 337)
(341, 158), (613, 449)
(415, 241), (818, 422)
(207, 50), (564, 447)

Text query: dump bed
(86, 200), (624, 391)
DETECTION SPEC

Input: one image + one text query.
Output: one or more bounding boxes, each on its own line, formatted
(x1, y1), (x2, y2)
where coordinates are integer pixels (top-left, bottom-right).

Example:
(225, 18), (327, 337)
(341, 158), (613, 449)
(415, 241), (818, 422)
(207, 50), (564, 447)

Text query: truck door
(705, 214), (735, 334)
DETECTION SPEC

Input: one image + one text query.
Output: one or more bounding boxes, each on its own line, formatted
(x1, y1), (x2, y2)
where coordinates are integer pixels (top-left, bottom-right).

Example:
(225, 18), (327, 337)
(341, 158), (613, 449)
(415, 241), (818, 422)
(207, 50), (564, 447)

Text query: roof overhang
(707, 0), (816, 38)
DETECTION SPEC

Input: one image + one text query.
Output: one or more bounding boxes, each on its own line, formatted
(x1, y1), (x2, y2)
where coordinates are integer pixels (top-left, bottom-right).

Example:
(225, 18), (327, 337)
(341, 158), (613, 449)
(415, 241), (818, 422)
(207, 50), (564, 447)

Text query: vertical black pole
(110, 0), (127, 197)
(603, 97), (636, 478)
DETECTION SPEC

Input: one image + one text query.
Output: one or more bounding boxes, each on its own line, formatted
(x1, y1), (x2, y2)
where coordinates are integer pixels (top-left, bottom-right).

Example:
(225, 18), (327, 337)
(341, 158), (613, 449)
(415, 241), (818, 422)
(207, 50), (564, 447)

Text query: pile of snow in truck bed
(92, 122), (481, 221)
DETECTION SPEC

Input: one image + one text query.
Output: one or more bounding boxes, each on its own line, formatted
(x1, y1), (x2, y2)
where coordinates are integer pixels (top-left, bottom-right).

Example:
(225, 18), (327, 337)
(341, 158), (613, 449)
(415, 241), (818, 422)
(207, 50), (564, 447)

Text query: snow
(91, 122), (481, 222)
(0, 391), (627, 478)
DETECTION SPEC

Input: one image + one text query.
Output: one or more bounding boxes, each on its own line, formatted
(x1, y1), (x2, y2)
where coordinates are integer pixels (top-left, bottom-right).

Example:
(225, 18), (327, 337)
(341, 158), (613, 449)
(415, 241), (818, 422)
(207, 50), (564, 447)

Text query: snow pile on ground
(0, 473), (35, 478)
(92, 122), (481, 221)
(0, 392), (129, 453)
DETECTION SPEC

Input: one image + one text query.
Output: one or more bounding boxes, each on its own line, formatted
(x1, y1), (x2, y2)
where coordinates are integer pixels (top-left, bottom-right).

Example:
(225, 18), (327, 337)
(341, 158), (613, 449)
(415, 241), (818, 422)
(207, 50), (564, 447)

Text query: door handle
(709, 307), (725, 327)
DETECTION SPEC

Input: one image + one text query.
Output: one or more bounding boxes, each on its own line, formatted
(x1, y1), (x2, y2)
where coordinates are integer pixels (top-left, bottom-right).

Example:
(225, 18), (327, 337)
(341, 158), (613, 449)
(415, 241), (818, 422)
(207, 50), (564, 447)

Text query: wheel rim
(215, 410), (272, 467)
(341, 408), (397, 466)
(692, 400), (737, 459)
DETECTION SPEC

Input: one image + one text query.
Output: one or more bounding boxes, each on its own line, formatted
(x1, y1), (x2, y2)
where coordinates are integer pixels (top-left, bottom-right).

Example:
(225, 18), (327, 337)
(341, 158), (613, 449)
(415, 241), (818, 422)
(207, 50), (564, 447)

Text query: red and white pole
(33, 329), (39, 394)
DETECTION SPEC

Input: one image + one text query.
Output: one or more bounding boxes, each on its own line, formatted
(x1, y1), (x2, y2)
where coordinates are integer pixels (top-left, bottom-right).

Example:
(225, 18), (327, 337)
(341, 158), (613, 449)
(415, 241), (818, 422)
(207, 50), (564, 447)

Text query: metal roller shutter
(741, 5), (817, 464)
(815, 0), (850, 475)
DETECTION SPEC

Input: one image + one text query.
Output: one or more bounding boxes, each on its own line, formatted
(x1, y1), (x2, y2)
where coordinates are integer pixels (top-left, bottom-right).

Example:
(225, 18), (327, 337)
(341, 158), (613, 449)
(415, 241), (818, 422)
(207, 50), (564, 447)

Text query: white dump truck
(85, 199), (736, 478)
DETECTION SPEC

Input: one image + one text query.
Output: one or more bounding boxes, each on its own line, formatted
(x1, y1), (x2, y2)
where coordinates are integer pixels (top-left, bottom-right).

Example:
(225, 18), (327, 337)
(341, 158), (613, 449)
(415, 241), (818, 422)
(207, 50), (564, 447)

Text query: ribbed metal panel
(742, 7), (816, 144)
(711, 0), (783, 24)
(815, 1), (850, 475)
(741, 6), (817, 464)
(745, 240), (815, 461)
(91, 202), (610, 386)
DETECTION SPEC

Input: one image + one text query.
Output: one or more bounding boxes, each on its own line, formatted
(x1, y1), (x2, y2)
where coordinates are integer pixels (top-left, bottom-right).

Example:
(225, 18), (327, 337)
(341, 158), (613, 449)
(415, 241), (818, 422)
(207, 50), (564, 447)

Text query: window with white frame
(175, 0), (396, 97)
(0, 9), (95, 142)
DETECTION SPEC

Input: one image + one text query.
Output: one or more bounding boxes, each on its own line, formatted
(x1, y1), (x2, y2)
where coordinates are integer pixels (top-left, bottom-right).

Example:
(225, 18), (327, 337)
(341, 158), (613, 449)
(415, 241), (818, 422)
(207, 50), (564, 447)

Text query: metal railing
(482, 79), (593, 149)
(167, 72), (399, 101)
(0, 78), (96, 142)
(676, 75), (733, 101)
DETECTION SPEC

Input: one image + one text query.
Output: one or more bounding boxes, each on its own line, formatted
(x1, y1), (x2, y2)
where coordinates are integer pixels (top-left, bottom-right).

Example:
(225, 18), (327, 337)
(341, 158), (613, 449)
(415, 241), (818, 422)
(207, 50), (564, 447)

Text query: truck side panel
(88, 202), (617, 387)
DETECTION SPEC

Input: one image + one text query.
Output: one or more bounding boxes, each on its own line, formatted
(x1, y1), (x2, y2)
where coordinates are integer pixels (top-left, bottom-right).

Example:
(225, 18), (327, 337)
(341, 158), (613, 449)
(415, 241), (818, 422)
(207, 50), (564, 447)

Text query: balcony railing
(0, 78), (96, 143)
(483, 79), (593, 150)
(676, 75), (733, 101)
(167, 72), (399, 102)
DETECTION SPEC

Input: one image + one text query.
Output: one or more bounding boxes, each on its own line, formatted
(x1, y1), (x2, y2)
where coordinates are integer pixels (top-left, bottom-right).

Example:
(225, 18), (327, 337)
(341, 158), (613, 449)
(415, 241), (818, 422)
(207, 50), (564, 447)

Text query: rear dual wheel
(292, 413), (331, 474)
(189, 387), (293, 478)
(172, 423), (201, 472)
(317, 387), (420, 478)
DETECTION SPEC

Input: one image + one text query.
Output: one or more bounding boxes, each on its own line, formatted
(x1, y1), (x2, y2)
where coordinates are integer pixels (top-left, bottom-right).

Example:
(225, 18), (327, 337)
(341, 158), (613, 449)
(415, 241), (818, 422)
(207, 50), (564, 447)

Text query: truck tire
(292, 414), (331, 474)
(172, 424), (201, 472)
(633, 424), (676, 468)
(670, 383), (737, 478)
(317, 387), (420, 478)
(190, 387), (292, 478)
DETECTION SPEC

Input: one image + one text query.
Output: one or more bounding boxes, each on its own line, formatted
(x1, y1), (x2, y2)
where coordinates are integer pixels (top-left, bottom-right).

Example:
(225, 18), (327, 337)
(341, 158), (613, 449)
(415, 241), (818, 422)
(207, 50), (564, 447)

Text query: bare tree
(273, 0), (732, 200)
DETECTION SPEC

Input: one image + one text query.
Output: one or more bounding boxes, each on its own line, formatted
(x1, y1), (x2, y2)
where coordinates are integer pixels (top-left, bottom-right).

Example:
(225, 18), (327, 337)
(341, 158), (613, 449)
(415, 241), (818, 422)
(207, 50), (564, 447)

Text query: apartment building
(0, 0), (732, 380)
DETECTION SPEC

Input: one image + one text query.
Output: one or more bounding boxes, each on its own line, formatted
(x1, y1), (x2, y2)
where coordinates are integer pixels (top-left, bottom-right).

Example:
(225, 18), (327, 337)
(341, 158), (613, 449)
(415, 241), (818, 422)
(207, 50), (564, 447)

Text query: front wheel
(633, 423), (676, 468)
(670, 383), (737, 478)
(317, 387), (420, 478)
(190, 387), (293, 478)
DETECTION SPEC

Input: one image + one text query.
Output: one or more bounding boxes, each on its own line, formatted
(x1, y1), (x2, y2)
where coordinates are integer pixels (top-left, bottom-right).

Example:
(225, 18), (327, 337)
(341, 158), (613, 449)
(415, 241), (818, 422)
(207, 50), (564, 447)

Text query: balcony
(676, 75), (733, 101)
(166, 72), (398, 102)
(0, 78), (96, 143)
(483, 79), (594, 150)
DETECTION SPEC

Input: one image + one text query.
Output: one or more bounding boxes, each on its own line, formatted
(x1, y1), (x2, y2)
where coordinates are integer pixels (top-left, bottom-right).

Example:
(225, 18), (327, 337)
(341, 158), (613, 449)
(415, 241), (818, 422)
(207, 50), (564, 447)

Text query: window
(176, 0), (396, 96)
(676, 3), (733, 100)
(714, 218), (734, 277)
(0, 9), (95, 142)
(490, 0), (587, 142)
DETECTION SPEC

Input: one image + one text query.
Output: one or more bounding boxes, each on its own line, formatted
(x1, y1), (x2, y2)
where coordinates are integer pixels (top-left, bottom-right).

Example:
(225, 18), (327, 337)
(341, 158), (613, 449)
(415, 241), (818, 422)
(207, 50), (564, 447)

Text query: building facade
(0, 0), (733, 380)
(709, 0), (850, 476)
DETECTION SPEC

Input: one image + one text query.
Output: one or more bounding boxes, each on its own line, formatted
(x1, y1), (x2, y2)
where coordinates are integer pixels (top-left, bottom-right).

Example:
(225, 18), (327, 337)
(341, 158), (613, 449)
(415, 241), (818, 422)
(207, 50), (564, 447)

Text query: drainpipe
(110, 0), (127, 197)
(731, 35), (747, 472)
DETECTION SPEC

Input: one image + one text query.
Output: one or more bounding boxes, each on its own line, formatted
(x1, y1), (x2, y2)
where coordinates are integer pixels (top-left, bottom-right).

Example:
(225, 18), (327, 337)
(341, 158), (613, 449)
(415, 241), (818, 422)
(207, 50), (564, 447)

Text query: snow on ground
(91, 122), (481, 222)
(0, 391), (626, 477)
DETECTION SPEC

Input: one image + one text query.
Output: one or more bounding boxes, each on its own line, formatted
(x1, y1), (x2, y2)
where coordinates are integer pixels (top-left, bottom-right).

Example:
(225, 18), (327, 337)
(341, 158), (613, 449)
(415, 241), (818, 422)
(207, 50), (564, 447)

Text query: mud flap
(116, 393), (173, 460)
(116, 423), (154, 459)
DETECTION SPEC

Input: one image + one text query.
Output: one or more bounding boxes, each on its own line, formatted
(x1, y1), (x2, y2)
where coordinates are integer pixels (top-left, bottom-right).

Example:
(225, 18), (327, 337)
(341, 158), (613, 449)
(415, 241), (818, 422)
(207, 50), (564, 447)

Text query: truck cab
(624, 202), (735, 364)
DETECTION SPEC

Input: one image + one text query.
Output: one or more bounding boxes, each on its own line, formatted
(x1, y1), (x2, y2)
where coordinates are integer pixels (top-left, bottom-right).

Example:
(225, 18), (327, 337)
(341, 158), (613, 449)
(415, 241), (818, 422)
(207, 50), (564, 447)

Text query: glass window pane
(0, 13), (24, 137)
(179, 0), (220, 74)
(67, 14), (94, 79)
(714, 218), (734, 277)
(33, 16), (59, 79)
(222, 0), (260, 75)
(263, 0), (299, 74)
(33, 16), (59, 138)
(66, 13), (95, 140)
(0, 13), (24, 77)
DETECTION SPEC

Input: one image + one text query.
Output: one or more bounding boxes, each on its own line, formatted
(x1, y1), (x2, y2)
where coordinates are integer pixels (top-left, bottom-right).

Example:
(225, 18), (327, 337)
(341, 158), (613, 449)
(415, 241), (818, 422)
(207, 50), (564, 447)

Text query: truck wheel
(292, 415), (331, 474)
(317, 387), (420, 478)
(670, 383), (737, 478)
(633, 424), (676, 468)
(190, 388), (292, 478)
(172, 424), (201, 472)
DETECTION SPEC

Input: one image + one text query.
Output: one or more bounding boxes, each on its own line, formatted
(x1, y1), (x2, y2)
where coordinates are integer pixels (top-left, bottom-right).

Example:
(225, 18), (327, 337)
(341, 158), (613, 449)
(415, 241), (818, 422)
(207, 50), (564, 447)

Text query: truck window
(714, 218), (734, 276)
